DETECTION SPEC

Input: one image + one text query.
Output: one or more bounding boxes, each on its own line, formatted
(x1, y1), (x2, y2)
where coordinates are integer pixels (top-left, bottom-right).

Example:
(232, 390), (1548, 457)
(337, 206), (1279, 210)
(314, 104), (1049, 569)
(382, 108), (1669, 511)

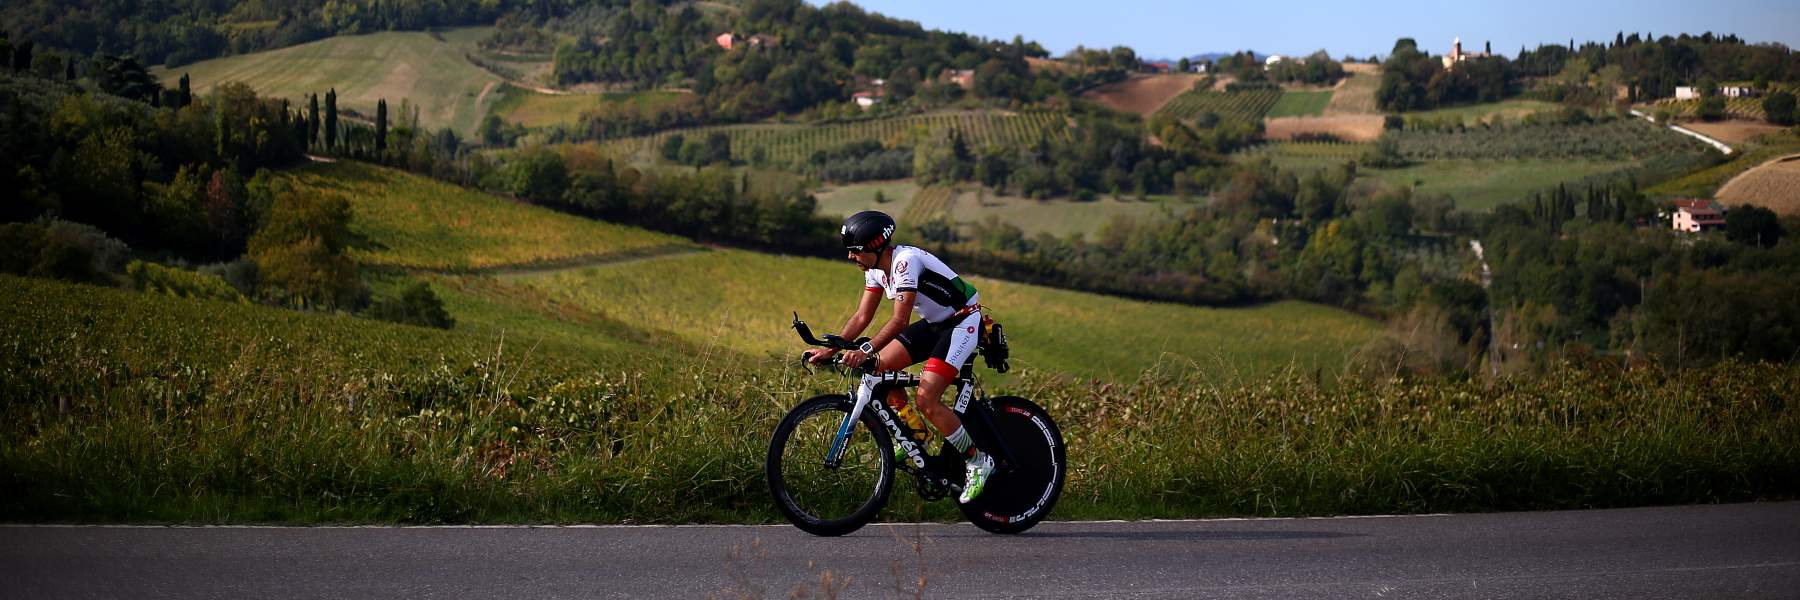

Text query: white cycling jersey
(862, 245), (979, 324)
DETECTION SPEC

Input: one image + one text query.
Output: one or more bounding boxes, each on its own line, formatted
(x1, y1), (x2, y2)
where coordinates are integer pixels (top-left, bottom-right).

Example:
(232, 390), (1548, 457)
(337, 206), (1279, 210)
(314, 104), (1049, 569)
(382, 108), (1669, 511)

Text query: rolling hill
(154, 28), (504, 136)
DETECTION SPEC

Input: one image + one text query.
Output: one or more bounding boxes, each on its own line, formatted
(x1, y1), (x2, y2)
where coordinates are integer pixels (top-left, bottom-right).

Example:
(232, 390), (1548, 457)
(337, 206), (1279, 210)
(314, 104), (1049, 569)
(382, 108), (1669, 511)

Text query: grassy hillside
(273, 161), (684, 271)
(1400, 99), (1561, 126)
(154, 28), (502, 135)
(508, 248), (1382, 382)
(606, 110), (1070, 167)
(491, 86), (688, 129)
(1238, 144), (1637, 211)
(818, 181), (1193, 238)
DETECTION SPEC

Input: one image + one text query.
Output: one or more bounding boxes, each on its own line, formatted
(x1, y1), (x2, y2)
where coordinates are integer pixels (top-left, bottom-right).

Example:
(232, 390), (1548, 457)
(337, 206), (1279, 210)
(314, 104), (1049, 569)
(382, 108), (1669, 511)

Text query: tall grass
(5, 274), (1794, 524)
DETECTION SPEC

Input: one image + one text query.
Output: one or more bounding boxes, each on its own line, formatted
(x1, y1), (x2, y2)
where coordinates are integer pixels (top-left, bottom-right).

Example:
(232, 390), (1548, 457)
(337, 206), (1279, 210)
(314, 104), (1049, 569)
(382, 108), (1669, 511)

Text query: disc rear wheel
(959, 396), (1065, 534)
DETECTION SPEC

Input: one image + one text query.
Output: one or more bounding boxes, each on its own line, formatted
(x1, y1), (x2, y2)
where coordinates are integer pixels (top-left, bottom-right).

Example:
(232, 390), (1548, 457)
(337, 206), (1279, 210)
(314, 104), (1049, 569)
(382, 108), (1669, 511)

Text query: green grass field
(490, 87), (688, 130)
(1267, 90), (1334, 118)
(154, 28), (502, 135)
(275, 161), (683, 271)
(813, 180), (921, 219)
(507, 248), (1381, 382)
(1401, 99), (1561, 126)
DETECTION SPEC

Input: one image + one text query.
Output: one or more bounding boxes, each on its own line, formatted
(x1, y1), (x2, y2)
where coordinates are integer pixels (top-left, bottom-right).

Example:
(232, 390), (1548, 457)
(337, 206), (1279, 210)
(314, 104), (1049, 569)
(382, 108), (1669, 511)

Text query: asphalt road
(4, 502), (1798, 599)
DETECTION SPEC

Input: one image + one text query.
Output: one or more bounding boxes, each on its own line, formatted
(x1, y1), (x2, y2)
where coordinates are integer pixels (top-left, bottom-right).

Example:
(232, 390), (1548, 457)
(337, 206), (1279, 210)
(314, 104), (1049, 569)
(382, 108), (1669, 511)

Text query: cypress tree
(12, 40), (32, 72)
(65, 58), (75, 81)
(324, 88), (338, 151)
(376, 99), (387, 156)
(178, 74), (191, 107)
(216, 106), (232, 166)
(307, 94), (320, 146)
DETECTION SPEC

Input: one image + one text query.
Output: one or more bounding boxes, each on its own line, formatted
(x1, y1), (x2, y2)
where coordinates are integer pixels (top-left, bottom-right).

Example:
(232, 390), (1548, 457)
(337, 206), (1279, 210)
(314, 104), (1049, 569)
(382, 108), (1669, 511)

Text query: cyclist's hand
(805, 348), (838, 365)
(841, 349), (868, 370)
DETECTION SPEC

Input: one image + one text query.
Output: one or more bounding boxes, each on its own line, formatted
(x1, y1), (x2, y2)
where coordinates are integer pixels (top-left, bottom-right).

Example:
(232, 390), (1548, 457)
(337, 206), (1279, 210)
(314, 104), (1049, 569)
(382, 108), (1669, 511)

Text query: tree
(247, 190), (360, 309)
(1696, 96), (1727, 122)
(11, 40), (30, 72)
(701, 131), (731, 165)
(366, 282), (454, 329)
(376, 98), (387, 155)
(507, 147), (569, 204)
(178, 74), (191, 107)
(307, 93), (320, 146)
(660, 134), (686, 162)
(324, 88), (338, 151)
(1724, 205), (1784, 248)
(1763, 90), (1796, 126)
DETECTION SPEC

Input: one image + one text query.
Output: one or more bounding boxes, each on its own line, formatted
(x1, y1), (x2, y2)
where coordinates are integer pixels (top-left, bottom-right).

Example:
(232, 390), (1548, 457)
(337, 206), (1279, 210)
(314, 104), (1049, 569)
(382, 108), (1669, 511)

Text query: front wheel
(959, 396), (1066, 534)
(766, 394), (895, 536)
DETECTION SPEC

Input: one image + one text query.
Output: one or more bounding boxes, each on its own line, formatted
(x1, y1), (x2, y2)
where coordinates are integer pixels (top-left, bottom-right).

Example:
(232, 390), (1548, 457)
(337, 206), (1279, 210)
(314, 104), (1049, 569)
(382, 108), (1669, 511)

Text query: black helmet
(842, 210), (896, 253)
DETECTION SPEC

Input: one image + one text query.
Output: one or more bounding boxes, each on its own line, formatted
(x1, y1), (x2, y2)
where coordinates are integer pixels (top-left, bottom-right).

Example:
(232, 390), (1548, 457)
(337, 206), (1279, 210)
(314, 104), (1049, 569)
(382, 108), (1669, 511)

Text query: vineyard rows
(609, 111), (1071, 167)
(902, 186), (953, 223)
(1652, 97), (1768, 120)
(1238, 141), (1371, 160)
(1155, 90), (1283, 123)
(1394, 119), (1711, 161)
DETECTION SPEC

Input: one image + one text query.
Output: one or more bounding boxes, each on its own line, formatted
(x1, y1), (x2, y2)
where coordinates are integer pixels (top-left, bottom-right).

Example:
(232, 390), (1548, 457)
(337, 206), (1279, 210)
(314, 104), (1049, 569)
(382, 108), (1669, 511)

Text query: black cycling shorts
(893, 310), (981, 376)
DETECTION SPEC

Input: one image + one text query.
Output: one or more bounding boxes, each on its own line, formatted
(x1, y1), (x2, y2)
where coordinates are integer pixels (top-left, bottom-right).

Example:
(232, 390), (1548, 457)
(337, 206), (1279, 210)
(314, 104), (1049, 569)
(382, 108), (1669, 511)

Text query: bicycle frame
(824, 368), (978, 472)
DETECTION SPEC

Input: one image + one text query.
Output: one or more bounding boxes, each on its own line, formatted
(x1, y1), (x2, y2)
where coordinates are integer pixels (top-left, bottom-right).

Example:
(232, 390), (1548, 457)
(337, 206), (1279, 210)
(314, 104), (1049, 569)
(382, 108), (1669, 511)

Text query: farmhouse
(939, 69), (975, 89)
(715, 33), (776, 51)
(852, 90), (881, 109)
(1668, 198), (1726, 232)
(1441, 37), (1491, 69)
(1676, 85), (1760, 100)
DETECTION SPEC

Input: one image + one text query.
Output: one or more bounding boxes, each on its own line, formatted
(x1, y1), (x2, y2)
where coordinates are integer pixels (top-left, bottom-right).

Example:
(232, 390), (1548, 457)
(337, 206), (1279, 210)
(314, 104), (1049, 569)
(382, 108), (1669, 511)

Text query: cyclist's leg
(914, 311), (981, 440)
(878, 320), (934, 409)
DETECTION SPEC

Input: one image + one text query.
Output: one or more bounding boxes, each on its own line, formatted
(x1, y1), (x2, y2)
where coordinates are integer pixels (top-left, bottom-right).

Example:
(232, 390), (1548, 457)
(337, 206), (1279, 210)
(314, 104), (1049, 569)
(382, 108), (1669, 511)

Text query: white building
(1675, 86), (1699, 100)
(1441, 37), (1491, 69)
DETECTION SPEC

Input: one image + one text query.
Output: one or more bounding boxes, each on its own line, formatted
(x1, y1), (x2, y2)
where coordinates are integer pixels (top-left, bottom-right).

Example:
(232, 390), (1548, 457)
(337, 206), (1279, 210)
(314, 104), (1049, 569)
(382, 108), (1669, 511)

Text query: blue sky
(810, 0), (1800, 60)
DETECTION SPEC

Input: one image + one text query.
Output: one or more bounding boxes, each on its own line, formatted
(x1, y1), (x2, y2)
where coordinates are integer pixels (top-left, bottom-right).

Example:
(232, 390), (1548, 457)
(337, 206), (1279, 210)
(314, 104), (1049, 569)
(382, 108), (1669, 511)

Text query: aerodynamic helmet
(841, 210), (896, 253)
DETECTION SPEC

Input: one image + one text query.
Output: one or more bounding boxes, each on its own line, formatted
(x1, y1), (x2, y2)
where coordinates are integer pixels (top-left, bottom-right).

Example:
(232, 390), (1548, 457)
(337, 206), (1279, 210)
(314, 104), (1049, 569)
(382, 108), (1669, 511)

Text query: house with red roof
(1669, 199), (1726, 232)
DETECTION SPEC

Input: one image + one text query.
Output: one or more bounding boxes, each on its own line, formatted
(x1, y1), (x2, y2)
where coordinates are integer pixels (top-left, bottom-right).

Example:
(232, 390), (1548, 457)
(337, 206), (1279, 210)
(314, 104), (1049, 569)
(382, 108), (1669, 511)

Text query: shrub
(1764, 91), (1796, 126)
(365, 281), (455, 329)
(0, 219), (129, 284)
(198, 259), (260, 296)
(1696, 96), (1727, 122)
(126, 260), (247, 303)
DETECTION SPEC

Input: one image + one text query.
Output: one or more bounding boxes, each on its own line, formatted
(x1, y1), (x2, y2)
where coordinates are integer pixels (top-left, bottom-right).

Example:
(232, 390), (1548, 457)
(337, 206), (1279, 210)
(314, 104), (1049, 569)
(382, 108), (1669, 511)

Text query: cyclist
(804, 210), (994, 504)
